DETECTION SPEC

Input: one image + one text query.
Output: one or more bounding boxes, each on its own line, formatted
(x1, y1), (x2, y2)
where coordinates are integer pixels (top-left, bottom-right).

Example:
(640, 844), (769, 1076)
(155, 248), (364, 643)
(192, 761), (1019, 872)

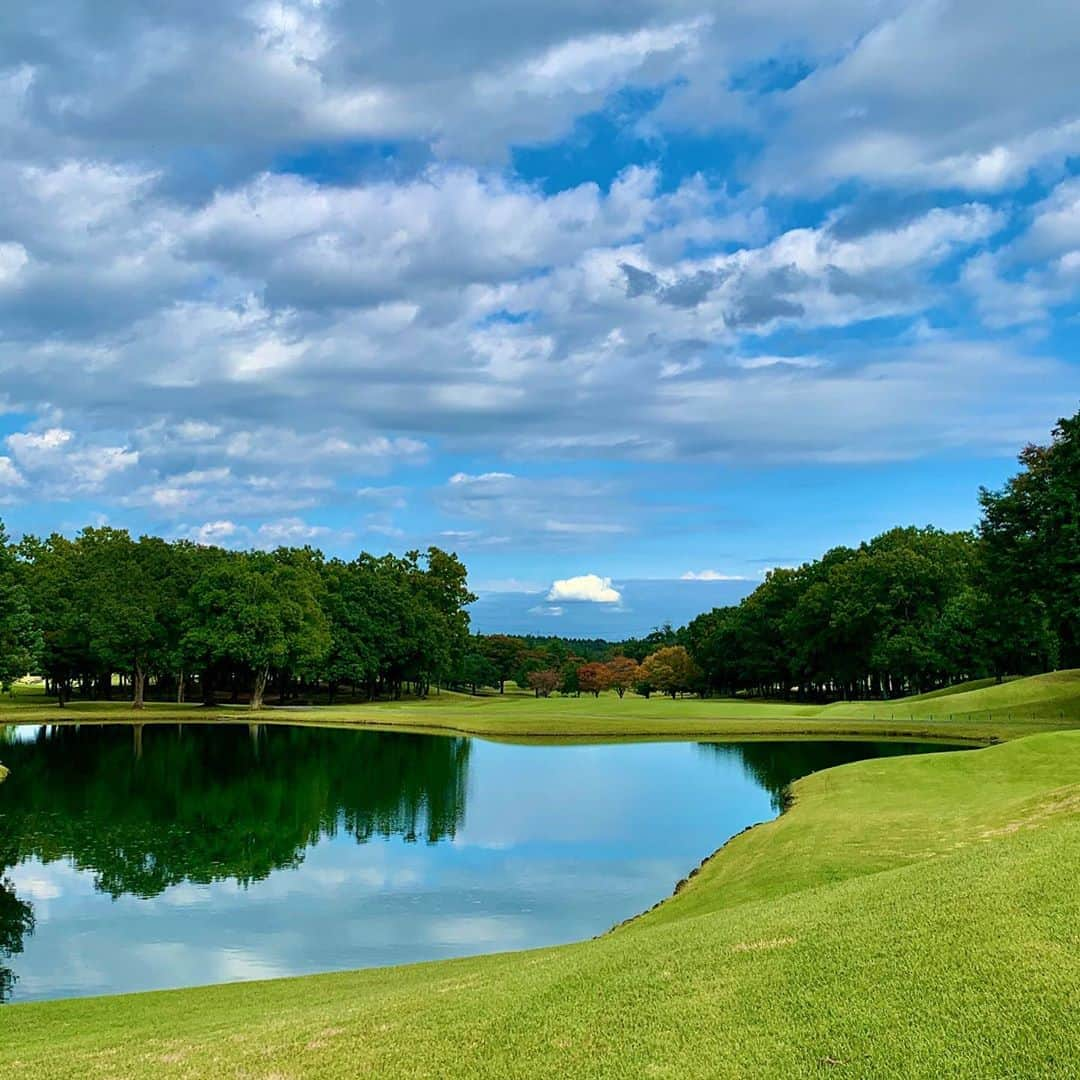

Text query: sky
(0, 1), (1079, 636)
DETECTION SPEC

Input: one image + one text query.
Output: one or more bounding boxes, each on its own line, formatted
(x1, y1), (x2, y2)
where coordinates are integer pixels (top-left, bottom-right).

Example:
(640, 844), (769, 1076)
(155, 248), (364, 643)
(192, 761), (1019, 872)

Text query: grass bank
(3, 669), (1080, 743)
(4, 719), (1080, 1077)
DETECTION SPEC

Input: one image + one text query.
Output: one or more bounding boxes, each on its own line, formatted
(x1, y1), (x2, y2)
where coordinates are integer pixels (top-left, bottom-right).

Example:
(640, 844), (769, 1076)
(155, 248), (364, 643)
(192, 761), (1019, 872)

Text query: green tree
(980, 409), (1080, 667)
(184, 549), (330, 709)
(0, 521), (40, 691)
(477, 634), (526, 692)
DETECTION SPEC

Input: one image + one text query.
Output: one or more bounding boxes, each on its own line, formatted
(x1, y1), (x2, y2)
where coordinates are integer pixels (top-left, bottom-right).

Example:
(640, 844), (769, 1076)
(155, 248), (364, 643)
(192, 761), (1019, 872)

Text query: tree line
(458, 632), (699, 699)
(463, 408), (1079, 701)
(0, 407), (1076, 707)
(684, 410), (1077, 699)
(0, 529), (474, 708)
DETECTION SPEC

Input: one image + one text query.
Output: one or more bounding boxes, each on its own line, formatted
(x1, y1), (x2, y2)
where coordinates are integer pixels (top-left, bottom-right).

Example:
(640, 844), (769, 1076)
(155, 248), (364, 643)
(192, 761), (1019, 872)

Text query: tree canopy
(1, 530), (474, 709)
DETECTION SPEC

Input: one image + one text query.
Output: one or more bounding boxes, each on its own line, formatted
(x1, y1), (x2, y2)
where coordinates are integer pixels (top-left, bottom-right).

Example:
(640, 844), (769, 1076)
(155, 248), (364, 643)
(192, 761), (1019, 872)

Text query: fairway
(3, 676), (1080, 1078)
(4, 669), (1080, 743)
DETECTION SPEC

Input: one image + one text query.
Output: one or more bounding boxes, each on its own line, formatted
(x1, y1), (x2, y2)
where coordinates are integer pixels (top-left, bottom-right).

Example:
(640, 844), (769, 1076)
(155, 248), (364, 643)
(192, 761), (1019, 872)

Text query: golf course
(3, 670), (1079, 1078)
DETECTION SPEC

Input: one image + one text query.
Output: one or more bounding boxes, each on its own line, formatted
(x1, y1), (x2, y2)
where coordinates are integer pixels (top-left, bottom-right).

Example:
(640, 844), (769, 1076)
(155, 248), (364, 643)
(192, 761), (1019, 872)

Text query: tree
(603, 656), (640, 698)
(526, 668), (561, 697)
(477, 634), (526, 693)
(79, 528), (183, 709)
(19, 532), (90, 705)
(453, 650), (500, 694)
(980, 409), (1080, 668)
(184, 549), (330, 709)
(640, 646), (699, 698)
(577, 661), (611, 697)
(0, 521), (40, 691)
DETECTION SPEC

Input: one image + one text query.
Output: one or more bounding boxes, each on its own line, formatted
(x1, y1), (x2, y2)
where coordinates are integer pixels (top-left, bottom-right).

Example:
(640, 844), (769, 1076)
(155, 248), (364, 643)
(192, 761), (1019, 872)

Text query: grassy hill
(4, 677), (1080, 1077)
(823, 669), (1080, 728)
(900, 675), (1019, 701)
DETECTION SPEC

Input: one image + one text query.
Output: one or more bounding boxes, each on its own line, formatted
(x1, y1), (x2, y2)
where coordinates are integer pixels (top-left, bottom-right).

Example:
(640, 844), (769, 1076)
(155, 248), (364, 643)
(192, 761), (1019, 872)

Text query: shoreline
(4, 728), (1080, 1077)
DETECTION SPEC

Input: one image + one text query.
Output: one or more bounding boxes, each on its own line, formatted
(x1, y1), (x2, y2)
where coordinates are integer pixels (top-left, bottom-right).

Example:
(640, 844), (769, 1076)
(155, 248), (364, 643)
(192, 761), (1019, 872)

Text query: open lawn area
(3, 669), (1080, 744)
(3, 673), (1080, 1077)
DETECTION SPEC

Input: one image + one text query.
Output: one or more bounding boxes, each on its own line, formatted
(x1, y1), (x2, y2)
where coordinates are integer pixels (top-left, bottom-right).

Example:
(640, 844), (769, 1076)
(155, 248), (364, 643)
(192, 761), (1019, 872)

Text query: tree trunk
(201, 668), (216, 706)
(132, 659), (146, 710)
(250, 665), (270, 710)
(177, 670), (186, 704)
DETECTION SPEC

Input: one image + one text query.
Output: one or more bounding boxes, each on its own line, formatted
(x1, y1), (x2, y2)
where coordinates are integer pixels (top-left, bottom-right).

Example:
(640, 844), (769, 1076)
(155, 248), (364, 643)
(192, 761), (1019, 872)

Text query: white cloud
(4, 427), (139, 495)
(0, 0), (1077, 561)
(0, 456), (26, 488)
(180, 520), (241, 546)
(471, 577), (546, 594)
(547, 574), (622, 604)
(255, 516), (341, 546)
(528, 604), (565, 617)
(681, 570), (750, 581)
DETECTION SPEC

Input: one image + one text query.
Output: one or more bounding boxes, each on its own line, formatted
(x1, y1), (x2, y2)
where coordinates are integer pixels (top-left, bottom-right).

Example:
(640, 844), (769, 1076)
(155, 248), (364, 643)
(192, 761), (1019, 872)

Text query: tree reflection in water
(0, 723), (471, 1000)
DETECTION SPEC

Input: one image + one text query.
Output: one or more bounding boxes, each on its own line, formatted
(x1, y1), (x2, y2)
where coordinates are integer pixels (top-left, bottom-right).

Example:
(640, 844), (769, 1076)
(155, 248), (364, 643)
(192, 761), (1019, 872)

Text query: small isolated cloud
(681, 569), (751, 581)
(529, 604), (565, 617)
(472, 577), (546, 594)
(180, 520), (240, 546)
(547, 573), (622, 603)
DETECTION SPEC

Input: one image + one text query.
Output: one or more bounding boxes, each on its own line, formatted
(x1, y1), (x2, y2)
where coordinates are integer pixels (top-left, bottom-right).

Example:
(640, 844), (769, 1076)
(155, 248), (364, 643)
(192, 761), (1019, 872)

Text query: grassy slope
(901, 675), (1017, 701)
(4, 729), (1079, 1077)
(3, 669), (1080, 742)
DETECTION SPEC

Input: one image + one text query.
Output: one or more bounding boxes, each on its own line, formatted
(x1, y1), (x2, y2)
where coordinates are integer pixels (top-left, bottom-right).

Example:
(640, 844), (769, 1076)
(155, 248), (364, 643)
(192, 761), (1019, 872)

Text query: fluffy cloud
(5, 427), (139, 494)
(547, 574), (622, 604)
(0, 456), (25, 490)
(0, 2), (1078, 560)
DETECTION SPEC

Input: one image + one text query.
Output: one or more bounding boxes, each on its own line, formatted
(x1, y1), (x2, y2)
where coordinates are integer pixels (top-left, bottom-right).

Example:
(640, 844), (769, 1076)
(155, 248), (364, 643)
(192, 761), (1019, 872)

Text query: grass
(3, 669), (1080, 744)
(3, 674), (1080, 1077)
(900, 675), (1020, 701)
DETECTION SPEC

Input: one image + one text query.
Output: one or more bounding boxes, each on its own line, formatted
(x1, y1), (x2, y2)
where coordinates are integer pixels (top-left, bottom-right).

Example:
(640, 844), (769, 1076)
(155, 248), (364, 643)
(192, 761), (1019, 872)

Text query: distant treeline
(0, 408), (1076, 707)
(465, 408), (1079, 701)
(684, 409), (1078, 699)
(0, 532), (474, 707)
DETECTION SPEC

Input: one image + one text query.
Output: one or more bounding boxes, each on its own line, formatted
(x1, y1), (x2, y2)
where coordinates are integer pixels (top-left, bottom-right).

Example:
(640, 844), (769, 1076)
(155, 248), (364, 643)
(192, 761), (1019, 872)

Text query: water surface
(0, 723), (953, 1002)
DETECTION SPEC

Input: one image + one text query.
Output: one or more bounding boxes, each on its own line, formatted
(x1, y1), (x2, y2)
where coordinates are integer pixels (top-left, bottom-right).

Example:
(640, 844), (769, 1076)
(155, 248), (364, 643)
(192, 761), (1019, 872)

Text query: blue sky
(0, 1), (1078, 636)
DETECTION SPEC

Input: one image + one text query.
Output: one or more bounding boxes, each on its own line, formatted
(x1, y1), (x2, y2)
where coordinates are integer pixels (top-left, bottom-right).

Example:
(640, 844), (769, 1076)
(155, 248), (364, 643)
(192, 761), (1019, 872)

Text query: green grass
(4, 669), (1080, 743)
(4, 724), (1080, 1077)
(4, 674), (1080, 1076)
(900, 675), (1020, 701)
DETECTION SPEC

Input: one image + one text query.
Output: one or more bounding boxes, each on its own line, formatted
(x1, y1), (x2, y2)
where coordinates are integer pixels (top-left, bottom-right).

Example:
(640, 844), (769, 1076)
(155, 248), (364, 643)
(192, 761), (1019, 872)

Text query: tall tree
(0, 521), (40, 691)
(184, 549), (331, 709)
(980, 409), (1080, 668)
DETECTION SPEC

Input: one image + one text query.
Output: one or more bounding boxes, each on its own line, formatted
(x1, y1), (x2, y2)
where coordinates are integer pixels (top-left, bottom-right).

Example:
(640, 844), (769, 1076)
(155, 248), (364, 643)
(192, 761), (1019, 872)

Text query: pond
(0, 723), (956, 1003)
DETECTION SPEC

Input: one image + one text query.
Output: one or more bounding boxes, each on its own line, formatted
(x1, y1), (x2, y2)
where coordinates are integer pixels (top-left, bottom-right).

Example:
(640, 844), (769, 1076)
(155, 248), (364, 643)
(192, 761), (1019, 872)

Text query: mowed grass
(4, 726), (1080, 1078)
(4, 669), (1080, 743)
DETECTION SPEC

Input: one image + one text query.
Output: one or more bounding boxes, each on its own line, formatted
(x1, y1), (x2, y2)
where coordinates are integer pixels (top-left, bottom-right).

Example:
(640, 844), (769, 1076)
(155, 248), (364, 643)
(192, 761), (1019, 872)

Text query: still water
(0, 723), (952, 1002)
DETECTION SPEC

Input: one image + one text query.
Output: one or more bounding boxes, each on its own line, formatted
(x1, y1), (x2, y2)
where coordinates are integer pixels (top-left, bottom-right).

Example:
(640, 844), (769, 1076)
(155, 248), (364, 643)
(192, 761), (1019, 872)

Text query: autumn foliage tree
(576, 661), (610, 697)
(526, 668), (561, 697)
(603, 656), (640, 698)
(640, 645), (699, 699)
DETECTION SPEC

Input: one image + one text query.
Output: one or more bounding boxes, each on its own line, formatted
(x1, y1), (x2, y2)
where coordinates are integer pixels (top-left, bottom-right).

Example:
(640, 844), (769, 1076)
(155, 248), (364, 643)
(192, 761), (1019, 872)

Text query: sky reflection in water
(0, 723), (947, 1002)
